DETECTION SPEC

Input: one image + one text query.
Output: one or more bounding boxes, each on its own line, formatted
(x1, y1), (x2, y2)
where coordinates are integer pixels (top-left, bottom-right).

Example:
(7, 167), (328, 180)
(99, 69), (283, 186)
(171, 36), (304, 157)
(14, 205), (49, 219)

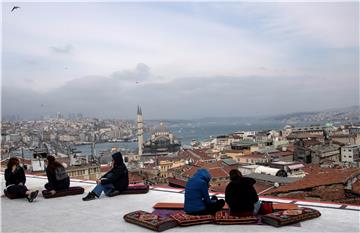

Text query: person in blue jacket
(82, 152), (128, 201)
(184, 168), (225, 215)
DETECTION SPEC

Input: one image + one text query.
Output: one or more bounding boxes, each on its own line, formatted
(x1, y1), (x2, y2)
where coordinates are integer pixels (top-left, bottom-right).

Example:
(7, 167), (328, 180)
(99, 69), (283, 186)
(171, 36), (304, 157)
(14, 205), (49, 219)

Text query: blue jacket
(184, 169), (214, 213)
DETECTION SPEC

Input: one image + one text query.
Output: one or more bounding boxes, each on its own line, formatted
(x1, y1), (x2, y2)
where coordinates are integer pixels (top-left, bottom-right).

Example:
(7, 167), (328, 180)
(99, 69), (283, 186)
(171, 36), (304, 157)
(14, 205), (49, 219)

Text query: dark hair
(229, 169), (242, 181)
(7, 157), (19, 170)
(46, 155), (64, 173)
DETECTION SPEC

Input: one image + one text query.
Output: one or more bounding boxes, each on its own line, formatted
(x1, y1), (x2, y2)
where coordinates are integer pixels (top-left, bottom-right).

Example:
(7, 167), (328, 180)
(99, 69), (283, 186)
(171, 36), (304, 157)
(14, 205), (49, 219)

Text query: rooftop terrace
(1, 174), (359, 233)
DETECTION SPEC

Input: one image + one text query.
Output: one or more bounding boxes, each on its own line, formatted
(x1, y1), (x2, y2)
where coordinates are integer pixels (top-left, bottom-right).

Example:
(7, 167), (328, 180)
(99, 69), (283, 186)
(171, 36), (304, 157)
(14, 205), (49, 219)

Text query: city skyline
(2, 2), (359, 119)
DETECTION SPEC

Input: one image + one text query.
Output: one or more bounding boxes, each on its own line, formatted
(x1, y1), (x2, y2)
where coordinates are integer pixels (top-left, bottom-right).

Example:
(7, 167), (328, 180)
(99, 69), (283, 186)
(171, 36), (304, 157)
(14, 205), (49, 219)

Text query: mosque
(136, 106), (181, 156)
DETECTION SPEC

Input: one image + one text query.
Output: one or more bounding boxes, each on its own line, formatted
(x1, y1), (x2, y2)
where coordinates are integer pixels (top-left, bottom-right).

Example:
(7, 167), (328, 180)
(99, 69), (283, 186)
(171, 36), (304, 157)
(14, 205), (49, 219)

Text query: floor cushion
(107, 184), (149, 197)
(214, 210), (258, 225)
(123, 210), (178, 232)
(153, 202), (229, 210)
(42, 186), (84, 199)
(170, 211), (214, 226)
(261, 207), (321, 227)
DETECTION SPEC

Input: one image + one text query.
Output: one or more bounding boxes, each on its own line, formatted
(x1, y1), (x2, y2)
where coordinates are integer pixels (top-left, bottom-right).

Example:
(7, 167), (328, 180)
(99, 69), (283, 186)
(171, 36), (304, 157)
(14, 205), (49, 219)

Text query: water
(75, 121), (286, 155)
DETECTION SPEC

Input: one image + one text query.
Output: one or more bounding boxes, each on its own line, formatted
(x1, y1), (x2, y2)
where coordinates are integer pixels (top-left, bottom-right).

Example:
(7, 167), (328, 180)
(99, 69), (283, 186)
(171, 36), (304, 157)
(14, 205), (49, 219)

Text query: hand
(96, 179), (101, 184)
(19, 182), (23, 186)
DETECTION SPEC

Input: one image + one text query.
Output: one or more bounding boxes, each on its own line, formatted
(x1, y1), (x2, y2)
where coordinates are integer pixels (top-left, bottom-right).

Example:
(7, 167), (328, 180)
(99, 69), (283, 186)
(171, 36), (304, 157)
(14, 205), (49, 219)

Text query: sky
(1, 1), (359, 120)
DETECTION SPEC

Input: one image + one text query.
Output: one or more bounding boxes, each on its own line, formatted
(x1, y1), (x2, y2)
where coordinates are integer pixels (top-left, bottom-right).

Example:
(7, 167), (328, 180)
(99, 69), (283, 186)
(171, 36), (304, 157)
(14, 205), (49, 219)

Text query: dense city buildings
(1, 107), (360, 204)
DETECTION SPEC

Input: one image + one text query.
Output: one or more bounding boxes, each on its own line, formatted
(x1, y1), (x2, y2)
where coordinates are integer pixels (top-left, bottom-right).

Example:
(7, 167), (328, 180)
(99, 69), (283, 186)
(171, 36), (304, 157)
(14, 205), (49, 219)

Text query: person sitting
(82, 152), (128, 201)
(184, 168), (225, 215)
(225, 169), (261, 216)
(4, 157), (39, 202)
(44, 155), (70, 194)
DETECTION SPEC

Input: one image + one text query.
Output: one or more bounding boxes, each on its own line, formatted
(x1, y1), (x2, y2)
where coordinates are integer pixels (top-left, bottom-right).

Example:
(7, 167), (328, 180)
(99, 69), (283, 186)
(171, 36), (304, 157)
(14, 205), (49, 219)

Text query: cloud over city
(2, 2), (359, 119)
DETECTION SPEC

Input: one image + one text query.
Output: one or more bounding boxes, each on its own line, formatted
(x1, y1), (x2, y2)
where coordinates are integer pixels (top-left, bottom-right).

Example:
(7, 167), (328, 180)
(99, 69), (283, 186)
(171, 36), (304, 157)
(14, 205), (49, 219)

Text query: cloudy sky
(2, 1), (359, 120)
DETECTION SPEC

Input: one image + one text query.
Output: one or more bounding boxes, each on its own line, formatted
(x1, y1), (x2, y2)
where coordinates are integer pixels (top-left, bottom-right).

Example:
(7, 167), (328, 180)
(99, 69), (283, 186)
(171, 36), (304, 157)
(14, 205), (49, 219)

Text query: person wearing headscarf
(82, 152), (128, 201)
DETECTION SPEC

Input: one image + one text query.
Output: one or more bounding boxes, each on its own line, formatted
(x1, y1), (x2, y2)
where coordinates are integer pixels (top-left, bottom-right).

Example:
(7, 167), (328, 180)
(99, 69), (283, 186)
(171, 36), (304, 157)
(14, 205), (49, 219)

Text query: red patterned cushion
(123, 210), (178, 232)
(170, 211), (214, 226)
(42, 186), (84, 199)
(261, 208), (321, 227)
(214, 211), (258, 225)
(107, 184), (149, 196)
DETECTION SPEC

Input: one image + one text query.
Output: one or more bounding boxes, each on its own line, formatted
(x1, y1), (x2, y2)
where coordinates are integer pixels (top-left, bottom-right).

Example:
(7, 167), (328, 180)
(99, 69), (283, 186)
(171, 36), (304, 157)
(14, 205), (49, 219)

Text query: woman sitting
(82, 152), (128, 201)
(44, 155), (70, 194)
(225, 169), (261, 216)
(4, 157), (39, 202)
(184, 168), (225, 215)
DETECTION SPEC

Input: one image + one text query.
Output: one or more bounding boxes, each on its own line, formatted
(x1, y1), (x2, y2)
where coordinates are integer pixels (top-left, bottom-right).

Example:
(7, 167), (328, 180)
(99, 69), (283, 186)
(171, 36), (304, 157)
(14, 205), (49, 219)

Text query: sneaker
(82, 192), (97, 201)
(27, 190), (39, 202)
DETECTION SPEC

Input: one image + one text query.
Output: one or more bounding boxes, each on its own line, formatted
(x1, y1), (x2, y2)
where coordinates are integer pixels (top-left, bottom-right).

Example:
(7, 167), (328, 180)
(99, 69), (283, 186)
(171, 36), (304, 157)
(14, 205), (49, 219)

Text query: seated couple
(82, 152), (129, 201)
(184, 168), (260, 216)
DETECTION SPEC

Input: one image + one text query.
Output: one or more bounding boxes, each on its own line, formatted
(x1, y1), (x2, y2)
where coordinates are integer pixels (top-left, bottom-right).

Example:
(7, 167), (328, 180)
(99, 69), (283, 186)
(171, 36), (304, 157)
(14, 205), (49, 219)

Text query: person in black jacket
(225, 169), (261, 216)
(4, 157), (39, 202)
(44, 155), (70, 194)
(82, 152), (128, 201)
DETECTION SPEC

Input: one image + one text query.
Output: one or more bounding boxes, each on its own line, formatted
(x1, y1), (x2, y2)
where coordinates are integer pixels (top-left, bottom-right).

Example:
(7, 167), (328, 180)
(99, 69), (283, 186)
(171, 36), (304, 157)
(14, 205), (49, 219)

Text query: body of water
(75, 121), (286, 155)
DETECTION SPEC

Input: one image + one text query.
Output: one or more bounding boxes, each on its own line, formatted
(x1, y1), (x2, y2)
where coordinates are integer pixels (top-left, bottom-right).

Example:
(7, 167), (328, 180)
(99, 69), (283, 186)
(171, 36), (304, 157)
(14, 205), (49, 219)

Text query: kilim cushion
(123, 210), (178, 232)
(214, 210), (258, 225)
(170, 211), (214, 226)
(107, 184), (149, 196)
(42, 186), (84, 199)
(261, 207), (321, 227)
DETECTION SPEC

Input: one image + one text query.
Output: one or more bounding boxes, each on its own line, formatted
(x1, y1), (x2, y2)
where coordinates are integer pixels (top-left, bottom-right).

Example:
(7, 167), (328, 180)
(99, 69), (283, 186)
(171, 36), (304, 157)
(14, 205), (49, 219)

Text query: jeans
(91, 183), (114, 197)
(253, 200), (261, 215)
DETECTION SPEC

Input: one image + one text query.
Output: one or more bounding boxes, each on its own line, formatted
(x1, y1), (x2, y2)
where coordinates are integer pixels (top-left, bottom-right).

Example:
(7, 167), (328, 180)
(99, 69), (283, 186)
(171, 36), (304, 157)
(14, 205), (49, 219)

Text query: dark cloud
(2, 64), (358, 120)
(111, 63), (151, 82)
(49, 44), (74, 54)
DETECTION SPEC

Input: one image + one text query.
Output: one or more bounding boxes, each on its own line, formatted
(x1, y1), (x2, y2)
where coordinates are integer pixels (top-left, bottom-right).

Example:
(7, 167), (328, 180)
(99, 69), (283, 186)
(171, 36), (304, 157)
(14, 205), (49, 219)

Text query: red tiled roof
(167, 177), (187, 188)
(269, 151), (293, 158)
(352, 180), (360, 195)
(267, 168), (360, 194)
(181, 165), (229, 179)
(208, 167), (229, 178)
(210, 181), (272, 193)
(129, 172), (144, 183)
(100, 164), (111, 173)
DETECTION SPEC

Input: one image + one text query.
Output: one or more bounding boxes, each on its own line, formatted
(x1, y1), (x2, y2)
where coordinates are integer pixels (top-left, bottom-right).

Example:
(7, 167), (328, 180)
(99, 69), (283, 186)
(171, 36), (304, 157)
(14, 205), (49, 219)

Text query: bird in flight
(11, 6), (20, 12)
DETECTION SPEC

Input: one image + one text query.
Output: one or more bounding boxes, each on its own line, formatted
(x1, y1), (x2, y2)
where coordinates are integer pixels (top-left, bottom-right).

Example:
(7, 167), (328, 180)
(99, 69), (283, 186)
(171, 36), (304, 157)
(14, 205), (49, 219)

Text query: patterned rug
(261, 207), (321, 227)
(170, 211), (214, 226)
(123, 210), (178, 232)
(214, 210), (259, 225)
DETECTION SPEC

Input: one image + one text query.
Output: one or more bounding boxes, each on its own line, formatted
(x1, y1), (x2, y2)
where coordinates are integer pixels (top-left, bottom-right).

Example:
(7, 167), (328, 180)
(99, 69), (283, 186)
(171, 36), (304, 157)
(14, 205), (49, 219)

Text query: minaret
(137, 105), (144, 156)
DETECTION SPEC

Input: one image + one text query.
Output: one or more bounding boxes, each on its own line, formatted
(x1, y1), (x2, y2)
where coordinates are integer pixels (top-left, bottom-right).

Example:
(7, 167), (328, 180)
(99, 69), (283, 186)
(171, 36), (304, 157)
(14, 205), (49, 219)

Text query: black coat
(46, 167), (70, 191)
(225, 177), (259, 214)
(101, 152), (129, 191)
(5, 166), (26, 187)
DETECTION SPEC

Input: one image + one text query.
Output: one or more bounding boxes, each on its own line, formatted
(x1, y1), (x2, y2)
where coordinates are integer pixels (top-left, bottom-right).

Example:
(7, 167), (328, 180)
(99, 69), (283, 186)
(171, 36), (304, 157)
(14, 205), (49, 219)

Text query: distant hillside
(269, 105), (360, 124)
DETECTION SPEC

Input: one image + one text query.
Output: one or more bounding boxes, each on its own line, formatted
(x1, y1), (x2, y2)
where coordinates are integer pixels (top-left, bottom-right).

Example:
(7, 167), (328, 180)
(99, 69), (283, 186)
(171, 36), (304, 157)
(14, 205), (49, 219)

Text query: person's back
(225, 170), (259, 215)
(45, 155), (70, 191)
(184, 169), (212, 213)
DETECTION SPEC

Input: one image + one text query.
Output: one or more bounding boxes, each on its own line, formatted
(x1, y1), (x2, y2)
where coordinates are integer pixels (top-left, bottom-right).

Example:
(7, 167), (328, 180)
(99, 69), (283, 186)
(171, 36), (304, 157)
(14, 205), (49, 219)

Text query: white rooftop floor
(1, 175), (359, 233)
